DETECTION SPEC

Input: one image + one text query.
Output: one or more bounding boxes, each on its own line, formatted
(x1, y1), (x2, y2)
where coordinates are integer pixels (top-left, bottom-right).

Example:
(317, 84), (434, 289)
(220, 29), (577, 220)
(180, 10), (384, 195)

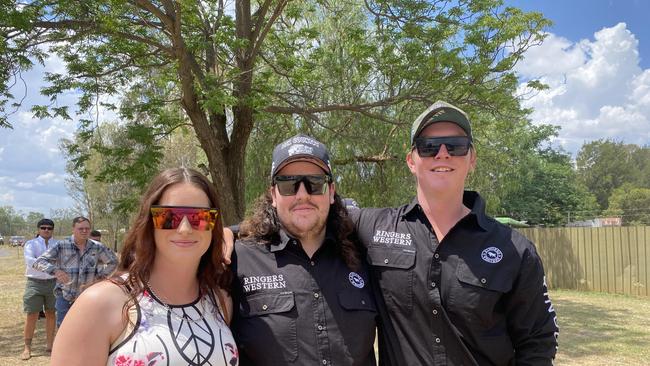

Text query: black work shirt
(351, 191), (558, 366)
(231, 229), (378, 366)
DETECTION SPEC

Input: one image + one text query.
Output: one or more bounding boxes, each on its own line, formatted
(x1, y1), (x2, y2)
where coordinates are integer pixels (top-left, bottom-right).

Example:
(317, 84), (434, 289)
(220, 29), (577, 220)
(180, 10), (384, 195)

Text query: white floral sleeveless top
(107, 288), (238, 366)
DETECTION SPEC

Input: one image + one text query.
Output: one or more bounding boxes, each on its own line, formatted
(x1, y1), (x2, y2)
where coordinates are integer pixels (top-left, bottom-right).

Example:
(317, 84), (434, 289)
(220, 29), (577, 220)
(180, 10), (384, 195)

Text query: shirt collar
(462, 191), (491, 231)
(270, 227), (336, 253)
(68, 236), (94, 250)
(401, 191), (491, 231)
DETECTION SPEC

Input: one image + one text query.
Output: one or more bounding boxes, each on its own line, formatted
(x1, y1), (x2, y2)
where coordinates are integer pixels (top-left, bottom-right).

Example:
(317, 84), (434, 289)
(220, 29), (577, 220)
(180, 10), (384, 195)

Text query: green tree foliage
(576, 140), (638, 209)
(2, 0), (550, 223)
(495, 148), (598, 226)
(576, 139), (641, 209)
(606, 184), (650, 226)
(0, 206), (49, 237)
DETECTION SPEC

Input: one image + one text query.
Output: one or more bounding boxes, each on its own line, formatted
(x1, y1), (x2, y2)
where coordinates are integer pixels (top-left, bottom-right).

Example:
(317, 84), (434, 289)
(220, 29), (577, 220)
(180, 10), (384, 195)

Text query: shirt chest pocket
(448, 261), (514, 328)
(337, 288), (377, 360)
(238, 292), (298, 363)
(367, 247), (416, 312)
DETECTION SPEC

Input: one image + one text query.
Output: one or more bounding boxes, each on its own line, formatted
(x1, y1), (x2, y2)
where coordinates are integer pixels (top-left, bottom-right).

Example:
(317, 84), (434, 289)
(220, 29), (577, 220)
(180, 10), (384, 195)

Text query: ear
(270, 186), (278, 208)
(329, 182), (336, 205)
(468, 147), (477, 172)
(406, 150), (417, 175)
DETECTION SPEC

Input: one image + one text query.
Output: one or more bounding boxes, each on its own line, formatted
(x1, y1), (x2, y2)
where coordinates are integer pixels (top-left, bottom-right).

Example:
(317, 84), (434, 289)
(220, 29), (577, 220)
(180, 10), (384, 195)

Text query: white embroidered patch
(481, 247), (503, 264)
(287, 144), (313, 156)
(348, 272), (365, 288)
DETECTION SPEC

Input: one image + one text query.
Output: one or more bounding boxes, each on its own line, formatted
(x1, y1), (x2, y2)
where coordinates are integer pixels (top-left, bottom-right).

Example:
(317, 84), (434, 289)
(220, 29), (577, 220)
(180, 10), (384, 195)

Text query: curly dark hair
(239, 189), (361, 271)
(112, 168), (231, 317)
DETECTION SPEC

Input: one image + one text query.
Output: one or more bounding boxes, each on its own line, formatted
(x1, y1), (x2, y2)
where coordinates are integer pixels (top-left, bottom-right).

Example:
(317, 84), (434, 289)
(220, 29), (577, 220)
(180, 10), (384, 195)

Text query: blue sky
(509, 0), (650, 69)
(1, 0), (649, 217)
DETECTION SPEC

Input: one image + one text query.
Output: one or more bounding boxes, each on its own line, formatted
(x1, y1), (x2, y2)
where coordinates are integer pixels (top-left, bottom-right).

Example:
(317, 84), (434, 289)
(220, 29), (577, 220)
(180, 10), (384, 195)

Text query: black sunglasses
(414, 136), (472, 157)
(39, 226), (54, 231)
(273, 175), (332, 196)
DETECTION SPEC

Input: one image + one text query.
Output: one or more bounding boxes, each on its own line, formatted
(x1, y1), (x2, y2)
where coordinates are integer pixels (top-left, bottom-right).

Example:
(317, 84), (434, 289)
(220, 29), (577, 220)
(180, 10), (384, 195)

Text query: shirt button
(431, 282), (436, 288)
(314, 292), (320, 298)
(262, 304), (268, 310)
(480, 278), (487, 284)
(317, 324), (324, 331)
(435, 337), (441, 343)
(322, 360), (327, 365)
(310, 261), (315, 266)
(361, 300), (366, 305)
(434, 253), (440, 259)
(432, 309), (438, 315)
(383, 258), (389, 264)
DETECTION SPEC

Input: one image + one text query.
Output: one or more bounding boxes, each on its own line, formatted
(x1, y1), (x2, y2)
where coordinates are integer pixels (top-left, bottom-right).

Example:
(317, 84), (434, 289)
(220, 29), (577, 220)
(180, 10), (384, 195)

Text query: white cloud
(516, 23), (650, 155)
(36, 172), (63, 185)
(0, 192), (14, 203)
(16, 182), (34, 189)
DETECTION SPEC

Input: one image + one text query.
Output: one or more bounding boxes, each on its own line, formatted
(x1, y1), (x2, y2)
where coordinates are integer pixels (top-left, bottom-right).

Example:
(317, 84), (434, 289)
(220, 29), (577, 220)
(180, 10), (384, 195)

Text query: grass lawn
(1, 247), (650, 365)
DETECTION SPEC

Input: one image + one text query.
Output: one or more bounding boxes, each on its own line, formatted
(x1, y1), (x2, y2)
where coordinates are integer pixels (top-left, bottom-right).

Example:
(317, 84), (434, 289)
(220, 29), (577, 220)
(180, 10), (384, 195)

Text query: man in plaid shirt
(33, 216), (118, 327)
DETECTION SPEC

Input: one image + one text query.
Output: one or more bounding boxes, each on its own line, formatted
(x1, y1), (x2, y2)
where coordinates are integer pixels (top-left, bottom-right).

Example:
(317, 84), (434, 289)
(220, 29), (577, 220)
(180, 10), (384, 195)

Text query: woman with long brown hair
(51, 168), (238, 366)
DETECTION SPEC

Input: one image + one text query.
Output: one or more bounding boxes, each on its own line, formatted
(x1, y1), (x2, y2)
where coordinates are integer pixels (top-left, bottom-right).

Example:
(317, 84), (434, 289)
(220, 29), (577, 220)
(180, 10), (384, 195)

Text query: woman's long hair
(239, 190), (361, 270)
(113, 168), (231, 315)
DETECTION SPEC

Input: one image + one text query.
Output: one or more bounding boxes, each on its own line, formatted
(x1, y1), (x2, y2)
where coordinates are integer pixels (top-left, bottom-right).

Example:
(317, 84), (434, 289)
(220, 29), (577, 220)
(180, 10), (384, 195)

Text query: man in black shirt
(231, 134), (378, 366)
(351, 101), (559, 365)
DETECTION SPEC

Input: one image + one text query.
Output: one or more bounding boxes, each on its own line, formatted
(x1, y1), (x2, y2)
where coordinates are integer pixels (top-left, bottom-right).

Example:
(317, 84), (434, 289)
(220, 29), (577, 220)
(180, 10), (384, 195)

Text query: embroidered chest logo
(372, 230), (412, 246)
(349, 272), (365, 288)
(242, 274), (287, 293)
(481, 247), (503, 263)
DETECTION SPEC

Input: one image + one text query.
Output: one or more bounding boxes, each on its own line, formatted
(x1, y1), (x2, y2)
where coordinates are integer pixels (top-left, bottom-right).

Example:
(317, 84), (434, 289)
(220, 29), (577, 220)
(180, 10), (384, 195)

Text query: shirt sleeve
(97, 247), (118, 278)
(348, 208), (372, 249)
(32, 242), (60, 275)
(505, 242), (559, 365)
(23, 240), (38, 268)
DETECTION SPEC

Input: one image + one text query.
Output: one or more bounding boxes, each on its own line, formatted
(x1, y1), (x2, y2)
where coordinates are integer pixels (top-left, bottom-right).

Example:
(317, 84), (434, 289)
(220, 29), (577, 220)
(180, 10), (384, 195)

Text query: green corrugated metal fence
(519, 226), (650, 297)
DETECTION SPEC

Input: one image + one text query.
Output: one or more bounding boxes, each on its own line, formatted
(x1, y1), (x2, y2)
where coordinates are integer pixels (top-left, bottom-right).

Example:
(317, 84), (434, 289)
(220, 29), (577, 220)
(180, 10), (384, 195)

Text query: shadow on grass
(555, 296), (650, 361)
(0, 318), (51, 362)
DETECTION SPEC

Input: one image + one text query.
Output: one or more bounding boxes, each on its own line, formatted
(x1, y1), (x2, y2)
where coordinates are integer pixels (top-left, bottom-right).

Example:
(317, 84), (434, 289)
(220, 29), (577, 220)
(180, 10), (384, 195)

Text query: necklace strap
(145, 281), (206, 324)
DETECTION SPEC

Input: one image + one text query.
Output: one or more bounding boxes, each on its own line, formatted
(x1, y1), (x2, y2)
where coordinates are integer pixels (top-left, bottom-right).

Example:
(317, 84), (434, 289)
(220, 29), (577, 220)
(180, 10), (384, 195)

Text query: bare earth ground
(1, 247), (649, 365)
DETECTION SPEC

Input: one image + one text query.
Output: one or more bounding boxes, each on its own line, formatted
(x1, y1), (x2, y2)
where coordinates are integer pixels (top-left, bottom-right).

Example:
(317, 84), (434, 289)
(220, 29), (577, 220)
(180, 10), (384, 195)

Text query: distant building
(567, 217), (622, 227)
(596, 217), (622, 226)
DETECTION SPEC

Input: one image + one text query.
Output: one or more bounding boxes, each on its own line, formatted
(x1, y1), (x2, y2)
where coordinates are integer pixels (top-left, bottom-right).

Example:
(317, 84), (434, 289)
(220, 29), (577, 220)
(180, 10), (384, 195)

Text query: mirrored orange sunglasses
(150, 206), (219, 231)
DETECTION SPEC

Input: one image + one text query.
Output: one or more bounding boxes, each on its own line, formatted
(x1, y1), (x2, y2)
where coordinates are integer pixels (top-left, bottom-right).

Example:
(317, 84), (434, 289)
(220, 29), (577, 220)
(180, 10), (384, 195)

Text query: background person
(89, 230), (102, 242)
(231, 134), (377, 366)
(33, 216), (118, 328)
(50, 168), (238, 366)
(20, 218), (57, 360)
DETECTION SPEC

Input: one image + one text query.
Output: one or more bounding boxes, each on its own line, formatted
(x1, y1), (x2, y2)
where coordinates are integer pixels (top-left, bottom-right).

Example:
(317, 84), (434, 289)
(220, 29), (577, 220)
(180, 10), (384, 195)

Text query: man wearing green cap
(224, 102), (558, 365)
(350, 101), (559, 365)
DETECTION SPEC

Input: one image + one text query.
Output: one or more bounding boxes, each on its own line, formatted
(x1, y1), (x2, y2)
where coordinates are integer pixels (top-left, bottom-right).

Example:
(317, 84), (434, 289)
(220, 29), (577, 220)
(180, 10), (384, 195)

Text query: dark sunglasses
(39, 226), (54, 231)
(414, 136), (472, 157)
(150, 206), (219, 231)
(273, 175), (332, 196)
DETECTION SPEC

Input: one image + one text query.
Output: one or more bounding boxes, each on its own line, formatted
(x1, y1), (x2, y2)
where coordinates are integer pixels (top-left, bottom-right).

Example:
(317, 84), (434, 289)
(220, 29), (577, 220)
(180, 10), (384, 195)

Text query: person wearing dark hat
(350, 101), (559, 365)
(21, 218), (58, 360)
(230, 134), (378, 365)
(89, 229), (102, 242)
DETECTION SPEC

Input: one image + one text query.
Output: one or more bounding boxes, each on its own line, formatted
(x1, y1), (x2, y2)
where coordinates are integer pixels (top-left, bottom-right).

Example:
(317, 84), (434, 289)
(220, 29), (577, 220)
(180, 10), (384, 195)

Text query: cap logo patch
(287, 143), (313, 157)
(348, 272), (365, 288)
(431, 108), (447, 118)
(481, 247), (503, 263)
